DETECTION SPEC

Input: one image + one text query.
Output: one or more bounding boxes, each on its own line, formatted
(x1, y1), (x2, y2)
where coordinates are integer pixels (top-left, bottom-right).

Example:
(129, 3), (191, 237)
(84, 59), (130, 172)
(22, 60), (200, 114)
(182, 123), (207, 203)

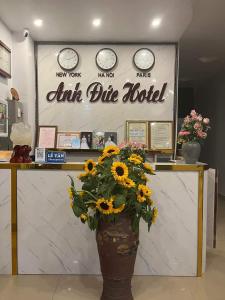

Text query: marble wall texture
(16, 169), (201, 276)
(0, 169), (11, 274)
(37, 44), (176, 143)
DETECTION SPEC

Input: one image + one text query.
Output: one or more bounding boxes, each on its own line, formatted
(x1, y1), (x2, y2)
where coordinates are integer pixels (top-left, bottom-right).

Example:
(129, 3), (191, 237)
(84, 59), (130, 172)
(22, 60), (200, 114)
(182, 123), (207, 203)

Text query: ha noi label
(46, 81), (168, 104)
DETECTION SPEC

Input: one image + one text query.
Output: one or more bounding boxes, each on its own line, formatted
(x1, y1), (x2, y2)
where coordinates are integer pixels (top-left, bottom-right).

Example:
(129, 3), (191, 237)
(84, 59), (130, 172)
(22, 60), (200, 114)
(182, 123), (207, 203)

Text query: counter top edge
(0, 162), (208, 171)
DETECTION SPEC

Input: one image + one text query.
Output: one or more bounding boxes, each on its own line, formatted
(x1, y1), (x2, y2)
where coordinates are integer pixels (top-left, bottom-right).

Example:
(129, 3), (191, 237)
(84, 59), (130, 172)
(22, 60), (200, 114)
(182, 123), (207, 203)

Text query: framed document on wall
(0, 41), (11, 78)
(37, 126), (57, 148)
(57, 132), (81, 149)
(126, 120), (149, 148)
(149, 121), (173, 151)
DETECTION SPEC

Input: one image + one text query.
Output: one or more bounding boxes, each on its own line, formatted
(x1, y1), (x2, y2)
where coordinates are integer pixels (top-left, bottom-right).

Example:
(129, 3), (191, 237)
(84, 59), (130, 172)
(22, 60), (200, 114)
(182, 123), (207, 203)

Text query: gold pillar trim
(11, 167), (18, 275)
(197, 170), (204, 277)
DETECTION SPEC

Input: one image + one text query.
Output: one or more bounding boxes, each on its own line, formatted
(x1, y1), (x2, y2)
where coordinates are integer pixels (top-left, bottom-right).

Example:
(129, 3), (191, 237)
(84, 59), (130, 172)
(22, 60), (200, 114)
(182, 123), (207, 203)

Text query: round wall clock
(57, 48), (79, 71)
(96, 48), (117, 71)
(133, 48), (155, 71)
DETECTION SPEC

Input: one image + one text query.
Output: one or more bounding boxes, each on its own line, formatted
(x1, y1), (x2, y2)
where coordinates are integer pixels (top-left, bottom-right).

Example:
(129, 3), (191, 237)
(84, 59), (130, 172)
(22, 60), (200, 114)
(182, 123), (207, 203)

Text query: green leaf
(72, 205), (82, 217)
(114, 195), (125, 208)
(148, 220), (152, 232)
(82, 182), (94, 192)
(135, 202), (142, 213)
(88, 216), (98, 231)
(76, 197), (86, 210)
(132, 214), (140, 232)
(68, 175), (75, 188)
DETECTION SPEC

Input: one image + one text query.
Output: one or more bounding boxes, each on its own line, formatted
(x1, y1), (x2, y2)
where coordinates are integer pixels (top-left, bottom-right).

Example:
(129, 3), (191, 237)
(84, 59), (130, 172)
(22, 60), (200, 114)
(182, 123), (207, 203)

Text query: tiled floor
(0, 198), (225, 300)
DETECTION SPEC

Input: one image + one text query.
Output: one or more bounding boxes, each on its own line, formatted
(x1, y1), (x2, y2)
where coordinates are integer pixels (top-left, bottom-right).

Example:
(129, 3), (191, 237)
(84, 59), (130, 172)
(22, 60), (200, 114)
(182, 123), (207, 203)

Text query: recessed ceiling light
(33, 19), (43, 27)
(92, 18), (101, 27)
(151, 18), (162, 28)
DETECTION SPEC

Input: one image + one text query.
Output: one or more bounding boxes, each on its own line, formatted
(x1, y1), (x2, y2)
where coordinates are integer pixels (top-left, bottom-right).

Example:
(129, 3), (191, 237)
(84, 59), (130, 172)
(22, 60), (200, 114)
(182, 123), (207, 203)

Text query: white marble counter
(0, 163), (209, 276)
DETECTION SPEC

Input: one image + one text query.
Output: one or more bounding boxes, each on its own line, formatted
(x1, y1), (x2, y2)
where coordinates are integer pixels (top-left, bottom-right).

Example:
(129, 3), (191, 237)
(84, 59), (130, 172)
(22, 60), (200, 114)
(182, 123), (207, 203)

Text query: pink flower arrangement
(118, 141), (146, 149)
(203, 118), (209, 124)
(179, 131), (190, 136)
(178, 110), (210, 144)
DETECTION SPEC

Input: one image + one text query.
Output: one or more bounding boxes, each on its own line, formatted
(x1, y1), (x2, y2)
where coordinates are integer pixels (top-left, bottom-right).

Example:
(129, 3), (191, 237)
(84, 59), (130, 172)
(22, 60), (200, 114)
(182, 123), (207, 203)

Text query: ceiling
(0, 0), (225, 82)
(179, 0), (225, 82)
(0, 0), (192, 42)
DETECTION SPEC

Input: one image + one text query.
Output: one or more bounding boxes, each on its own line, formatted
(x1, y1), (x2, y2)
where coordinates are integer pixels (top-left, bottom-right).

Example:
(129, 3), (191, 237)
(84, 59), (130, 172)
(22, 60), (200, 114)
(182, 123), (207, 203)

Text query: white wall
(195, 72), (225, 195)
(0, 18), (36, 149)
(12, 33), (36, 149)
(0, 19), (12, 101)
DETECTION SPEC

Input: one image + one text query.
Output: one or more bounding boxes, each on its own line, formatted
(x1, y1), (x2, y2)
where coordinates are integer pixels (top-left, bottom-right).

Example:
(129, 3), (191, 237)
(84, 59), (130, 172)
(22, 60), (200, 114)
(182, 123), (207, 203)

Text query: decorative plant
(68, 143), (157, 232)
(178, 110), (210, 144)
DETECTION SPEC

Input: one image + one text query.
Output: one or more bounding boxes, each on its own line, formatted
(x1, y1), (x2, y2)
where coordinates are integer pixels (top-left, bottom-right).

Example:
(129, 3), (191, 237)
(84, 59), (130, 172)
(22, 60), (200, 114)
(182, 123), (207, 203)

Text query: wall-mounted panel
(37, 44), (177, 144)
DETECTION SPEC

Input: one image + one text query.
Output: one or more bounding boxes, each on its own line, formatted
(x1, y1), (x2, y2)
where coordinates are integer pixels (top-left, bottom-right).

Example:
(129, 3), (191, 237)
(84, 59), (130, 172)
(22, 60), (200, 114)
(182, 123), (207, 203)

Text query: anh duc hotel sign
(38, 44), (176, 130)
(46, 81), (168, 104)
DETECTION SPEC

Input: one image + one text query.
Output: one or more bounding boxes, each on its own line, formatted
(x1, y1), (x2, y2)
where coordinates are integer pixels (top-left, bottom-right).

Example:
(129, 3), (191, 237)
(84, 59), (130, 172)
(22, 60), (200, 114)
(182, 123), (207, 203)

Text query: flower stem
(79, 189), (98, 200)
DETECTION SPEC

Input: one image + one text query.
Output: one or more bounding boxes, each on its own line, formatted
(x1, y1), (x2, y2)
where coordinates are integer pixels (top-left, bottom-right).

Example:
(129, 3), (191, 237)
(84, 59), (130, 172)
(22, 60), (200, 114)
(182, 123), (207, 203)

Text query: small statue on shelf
(10, 145), (32, 163)
(10, 122), (32, 163)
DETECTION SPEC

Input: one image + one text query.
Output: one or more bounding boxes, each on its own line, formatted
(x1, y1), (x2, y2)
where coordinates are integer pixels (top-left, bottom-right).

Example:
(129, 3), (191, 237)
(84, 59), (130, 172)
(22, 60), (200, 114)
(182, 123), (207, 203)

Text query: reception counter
(0, 162), (208, 277)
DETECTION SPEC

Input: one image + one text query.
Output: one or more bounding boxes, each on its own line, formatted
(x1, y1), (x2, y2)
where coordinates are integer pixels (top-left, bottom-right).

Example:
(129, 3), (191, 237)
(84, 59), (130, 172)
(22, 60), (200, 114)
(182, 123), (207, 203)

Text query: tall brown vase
(96, 213), (139, 300)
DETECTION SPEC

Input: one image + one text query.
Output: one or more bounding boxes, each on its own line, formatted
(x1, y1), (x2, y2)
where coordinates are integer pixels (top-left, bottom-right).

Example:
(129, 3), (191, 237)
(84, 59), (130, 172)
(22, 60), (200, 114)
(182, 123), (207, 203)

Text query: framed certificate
(35, 148), (46, 163)
(57, 132), (81, 149)
(37, 126), (57, 148)
(149, 121), (173, 151)
(126, 120), (149, 148)
(0, 41), (11, 78)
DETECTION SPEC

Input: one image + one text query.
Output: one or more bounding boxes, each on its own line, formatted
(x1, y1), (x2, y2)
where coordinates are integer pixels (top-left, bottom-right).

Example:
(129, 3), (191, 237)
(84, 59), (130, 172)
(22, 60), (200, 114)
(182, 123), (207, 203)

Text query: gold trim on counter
(155, 164), (208, 172)
(197, 170), (204, 277)
(18, 163), (84, 171)
(11, 167), (18, 275)
(0, 162), (208, 171)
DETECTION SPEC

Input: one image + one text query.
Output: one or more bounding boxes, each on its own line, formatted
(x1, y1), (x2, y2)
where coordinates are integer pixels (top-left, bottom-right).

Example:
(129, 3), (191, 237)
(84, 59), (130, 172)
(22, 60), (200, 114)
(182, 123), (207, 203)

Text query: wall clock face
(133, 48), (155, 71)
(57, 48), (79, 71)
(96, 48), (117, 71)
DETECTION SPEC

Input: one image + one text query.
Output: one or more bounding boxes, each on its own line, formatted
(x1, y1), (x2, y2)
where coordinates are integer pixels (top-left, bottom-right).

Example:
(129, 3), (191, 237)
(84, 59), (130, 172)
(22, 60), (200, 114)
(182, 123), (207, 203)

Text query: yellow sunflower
(147, 198), (154, 206)
(138, 184), (152, 197)
(98, 153), (109, 165)
(68, 187), (73, 199)
(152, 207), (158, 224)
(78, 173), (87, 180)
(120, 177), (135, 189)
(143, 163), (154, 174)
(110, 196), (125, 214)
(144, 186), (152, 197)
(96, 198), (113, 215)
(113, 203), (125, 214)
(128, 154), (143, 165)
(137, 194), (146, 203)
(111, 162), (128, 182)
(137, 184), (147, 203)
(103, 145), (120, 157)
(84, 159), (96, 174)
(80, 213), (88, 223)
(141, 174), (149, 182)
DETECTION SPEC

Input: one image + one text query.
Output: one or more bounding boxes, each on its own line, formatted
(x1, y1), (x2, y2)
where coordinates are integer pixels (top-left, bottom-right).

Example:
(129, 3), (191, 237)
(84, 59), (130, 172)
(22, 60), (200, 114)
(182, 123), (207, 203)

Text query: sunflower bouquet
(68, 143), (158, 232)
